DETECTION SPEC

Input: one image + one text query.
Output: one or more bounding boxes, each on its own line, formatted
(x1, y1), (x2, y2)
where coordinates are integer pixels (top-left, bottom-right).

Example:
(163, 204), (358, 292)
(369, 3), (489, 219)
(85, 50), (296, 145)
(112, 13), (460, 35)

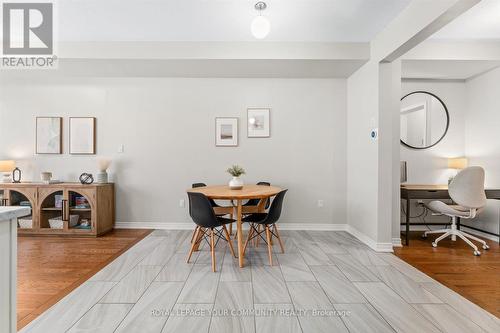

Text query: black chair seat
(216, 216), (236, 226)
(242, 213), (268, 224)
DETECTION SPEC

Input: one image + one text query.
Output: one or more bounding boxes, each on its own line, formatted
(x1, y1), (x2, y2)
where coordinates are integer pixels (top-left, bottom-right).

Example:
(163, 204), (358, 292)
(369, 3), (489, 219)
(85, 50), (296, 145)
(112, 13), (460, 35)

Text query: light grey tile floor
(20, 230), (500, 333)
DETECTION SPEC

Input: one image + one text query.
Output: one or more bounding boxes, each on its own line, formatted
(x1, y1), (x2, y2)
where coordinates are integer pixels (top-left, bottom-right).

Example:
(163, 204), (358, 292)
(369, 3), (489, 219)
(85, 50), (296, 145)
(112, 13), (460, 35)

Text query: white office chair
(423, 166), (489, 256)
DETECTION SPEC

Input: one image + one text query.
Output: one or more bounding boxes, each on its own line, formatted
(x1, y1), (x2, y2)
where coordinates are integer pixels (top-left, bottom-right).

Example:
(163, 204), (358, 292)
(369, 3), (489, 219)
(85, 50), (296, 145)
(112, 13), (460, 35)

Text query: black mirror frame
(400, 90), (450, 150)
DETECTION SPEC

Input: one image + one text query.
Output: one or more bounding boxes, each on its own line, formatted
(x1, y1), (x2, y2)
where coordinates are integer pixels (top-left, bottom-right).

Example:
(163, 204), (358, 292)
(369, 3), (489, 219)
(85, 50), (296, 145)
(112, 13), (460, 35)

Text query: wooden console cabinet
(0, 183), (114, 237)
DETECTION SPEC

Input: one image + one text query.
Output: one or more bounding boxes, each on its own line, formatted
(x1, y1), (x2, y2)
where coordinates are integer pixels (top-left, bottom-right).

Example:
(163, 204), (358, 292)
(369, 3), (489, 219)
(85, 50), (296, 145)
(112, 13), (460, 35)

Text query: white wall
(347, 62), (380, 242)
(401, 80), (466, 184)
(465, 67), (500, 236)
(0, 78), (347, 226)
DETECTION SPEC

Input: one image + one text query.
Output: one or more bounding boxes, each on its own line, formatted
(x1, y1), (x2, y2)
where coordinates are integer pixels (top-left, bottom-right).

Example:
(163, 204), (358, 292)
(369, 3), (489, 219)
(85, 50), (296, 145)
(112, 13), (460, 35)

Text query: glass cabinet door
(37, 188), (65, 230)
(8, 189), (36, 230)
(67, 189), (95, 232)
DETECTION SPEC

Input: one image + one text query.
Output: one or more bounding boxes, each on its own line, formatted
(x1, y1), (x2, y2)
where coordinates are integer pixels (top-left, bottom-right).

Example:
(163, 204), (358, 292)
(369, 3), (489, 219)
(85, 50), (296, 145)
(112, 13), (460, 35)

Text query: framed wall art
(36, 117), (62, 154)
(247, 108), (270, 138)
(69, 117), (96, 154)
(215, 117), (238, 147)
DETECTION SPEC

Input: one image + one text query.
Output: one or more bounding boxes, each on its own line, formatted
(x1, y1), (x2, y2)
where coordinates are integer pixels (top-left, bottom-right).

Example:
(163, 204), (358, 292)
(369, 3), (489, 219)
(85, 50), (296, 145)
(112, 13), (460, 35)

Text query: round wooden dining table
(187, 184), (282, 267)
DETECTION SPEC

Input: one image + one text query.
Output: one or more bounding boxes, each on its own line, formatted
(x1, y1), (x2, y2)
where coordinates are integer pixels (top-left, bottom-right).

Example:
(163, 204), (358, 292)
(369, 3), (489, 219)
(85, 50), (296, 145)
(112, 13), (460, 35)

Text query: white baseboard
(392, 238), (403, 247)
(115, 222), (194, 230)
(401, 225), (499, 242)
(459, 226), (499, 242)
(115, 222), (348, 231)
(115, 221), (394, 250)
(346, 225), (394, 253)
(277, 223), (348, 231)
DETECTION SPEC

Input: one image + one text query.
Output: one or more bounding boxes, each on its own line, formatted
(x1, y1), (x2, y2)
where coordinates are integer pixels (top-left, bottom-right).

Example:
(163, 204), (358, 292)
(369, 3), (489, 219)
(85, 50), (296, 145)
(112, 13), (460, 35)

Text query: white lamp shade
(448, 157), (468, 169)
(251, 15), (270, 39)
(0, 160), (15, 172)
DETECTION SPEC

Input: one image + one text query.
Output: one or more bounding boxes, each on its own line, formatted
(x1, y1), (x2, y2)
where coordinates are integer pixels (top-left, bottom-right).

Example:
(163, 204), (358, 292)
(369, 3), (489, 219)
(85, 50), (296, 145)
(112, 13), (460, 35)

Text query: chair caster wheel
(473, 250), (481, 256)
(432, 242), (437, 248)
(421, 234), (428, 239)
(483, 245), (489, 250)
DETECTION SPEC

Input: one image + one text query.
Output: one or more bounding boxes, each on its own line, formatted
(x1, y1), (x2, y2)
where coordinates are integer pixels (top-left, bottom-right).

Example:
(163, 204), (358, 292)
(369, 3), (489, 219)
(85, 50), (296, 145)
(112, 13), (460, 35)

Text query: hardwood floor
(394, 231), (500, 317)
(17, 229), (152, 330)
(19, 230), (500, 333)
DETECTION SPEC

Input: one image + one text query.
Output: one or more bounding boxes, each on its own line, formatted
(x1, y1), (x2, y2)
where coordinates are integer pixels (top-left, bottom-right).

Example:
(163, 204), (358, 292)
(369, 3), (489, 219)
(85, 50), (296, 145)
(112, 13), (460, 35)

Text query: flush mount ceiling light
(251, 2), (270, 39)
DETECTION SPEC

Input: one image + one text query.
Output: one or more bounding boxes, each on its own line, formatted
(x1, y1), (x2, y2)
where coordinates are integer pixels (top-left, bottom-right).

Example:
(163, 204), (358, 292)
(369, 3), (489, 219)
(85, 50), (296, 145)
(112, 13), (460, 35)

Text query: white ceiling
(402, 59), (500, 80)
(432, 0), (500, 40)
(58, 0), (411, 42)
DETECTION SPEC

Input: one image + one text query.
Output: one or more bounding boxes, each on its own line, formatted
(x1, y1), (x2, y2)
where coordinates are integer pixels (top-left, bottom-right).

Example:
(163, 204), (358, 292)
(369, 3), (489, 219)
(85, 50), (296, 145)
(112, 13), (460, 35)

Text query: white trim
(460, 226), (499, 242)
(278, 223), (347, 231)
(401, 225), (499, 242)
(346, 225), (394, 252)
(115, 222), (348, 231)
(114, 221), (394, 252)
(115, 222), (193, 230)
(392, 238), (403, 247)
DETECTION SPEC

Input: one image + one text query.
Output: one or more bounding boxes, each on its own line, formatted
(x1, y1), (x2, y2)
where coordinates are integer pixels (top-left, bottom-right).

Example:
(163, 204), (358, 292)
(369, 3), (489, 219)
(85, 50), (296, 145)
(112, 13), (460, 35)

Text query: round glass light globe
(251, 16), (270, 39)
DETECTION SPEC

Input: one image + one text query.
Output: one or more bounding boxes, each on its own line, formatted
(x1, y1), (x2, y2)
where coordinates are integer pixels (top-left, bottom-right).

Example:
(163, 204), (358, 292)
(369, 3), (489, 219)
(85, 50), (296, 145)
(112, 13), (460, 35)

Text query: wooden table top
(187, 184), (282, 200)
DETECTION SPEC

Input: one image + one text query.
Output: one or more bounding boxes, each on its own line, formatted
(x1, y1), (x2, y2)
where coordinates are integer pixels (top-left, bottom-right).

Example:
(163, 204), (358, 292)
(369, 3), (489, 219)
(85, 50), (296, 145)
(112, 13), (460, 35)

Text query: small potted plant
(227, 165), (245, 190)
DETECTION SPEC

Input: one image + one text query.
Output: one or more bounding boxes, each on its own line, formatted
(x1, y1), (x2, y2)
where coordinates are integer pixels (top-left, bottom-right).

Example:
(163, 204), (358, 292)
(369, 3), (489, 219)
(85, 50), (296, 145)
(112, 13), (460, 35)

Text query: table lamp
(448, 157), (468, 183)
(0, 160), (15, 183)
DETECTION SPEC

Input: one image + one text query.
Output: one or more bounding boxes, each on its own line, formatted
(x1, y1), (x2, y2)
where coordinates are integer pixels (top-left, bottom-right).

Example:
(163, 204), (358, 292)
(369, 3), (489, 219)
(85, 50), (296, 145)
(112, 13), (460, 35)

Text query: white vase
(229, 176), (244, 190)
(96, 171), (108, 184)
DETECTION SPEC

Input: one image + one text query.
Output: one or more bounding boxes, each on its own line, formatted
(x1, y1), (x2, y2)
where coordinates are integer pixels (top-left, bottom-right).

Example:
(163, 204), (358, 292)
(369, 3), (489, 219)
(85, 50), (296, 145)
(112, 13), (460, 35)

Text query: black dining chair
(187, 192), (236, 272)
(192, 183), (219, 208)
(191, 182), (235, 239)
(242, 189), (288, 266)
(241, 181), (271, 242)
(243, 181), (271, 209)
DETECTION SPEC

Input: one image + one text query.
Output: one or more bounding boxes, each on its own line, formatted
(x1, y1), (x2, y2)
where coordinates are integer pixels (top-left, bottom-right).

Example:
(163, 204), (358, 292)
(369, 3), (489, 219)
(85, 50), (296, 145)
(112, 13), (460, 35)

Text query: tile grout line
(111, 230), (189, 333)
(60, 236), (170, 332)
(158, 230), (210, 333)
(205, 237), (226, 333)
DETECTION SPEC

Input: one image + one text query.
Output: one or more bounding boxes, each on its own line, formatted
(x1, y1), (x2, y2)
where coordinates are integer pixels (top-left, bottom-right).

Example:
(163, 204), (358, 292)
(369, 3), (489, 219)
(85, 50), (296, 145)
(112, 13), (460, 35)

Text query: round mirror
(400, 91), (449, 149)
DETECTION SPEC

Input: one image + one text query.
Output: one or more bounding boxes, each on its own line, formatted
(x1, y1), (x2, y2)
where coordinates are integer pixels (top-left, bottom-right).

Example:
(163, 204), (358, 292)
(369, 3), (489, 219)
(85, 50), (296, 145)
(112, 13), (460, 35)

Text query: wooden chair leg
(229, 215), (233, 235)
(210, 228), (216, 272)
(242, 224), (254, 257)
(273, 224), (285, 253)
(255, 224), (261, 247)
(265, 225), (273, 266)
(187, 226), (200, 263)
(223, 225), (236, 258)
(192, 227), (204, 251)
(190, 226), (198, 244)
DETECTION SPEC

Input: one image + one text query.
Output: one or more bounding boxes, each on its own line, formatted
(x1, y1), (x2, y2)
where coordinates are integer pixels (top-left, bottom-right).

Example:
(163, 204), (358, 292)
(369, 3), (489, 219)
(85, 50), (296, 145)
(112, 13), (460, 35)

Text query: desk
(400, 185), (500, 246)
(187, 184), (282, 268)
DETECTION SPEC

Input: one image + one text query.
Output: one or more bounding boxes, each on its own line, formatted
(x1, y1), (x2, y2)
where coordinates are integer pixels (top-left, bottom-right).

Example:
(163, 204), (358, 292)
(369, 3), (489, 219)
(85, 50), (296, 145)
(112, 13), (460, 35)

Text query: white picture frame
(36, 117), (62, 154)
(215, 117), (238, 147)
(247, 108), (270, 138)
(69, 117), (96, 154)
